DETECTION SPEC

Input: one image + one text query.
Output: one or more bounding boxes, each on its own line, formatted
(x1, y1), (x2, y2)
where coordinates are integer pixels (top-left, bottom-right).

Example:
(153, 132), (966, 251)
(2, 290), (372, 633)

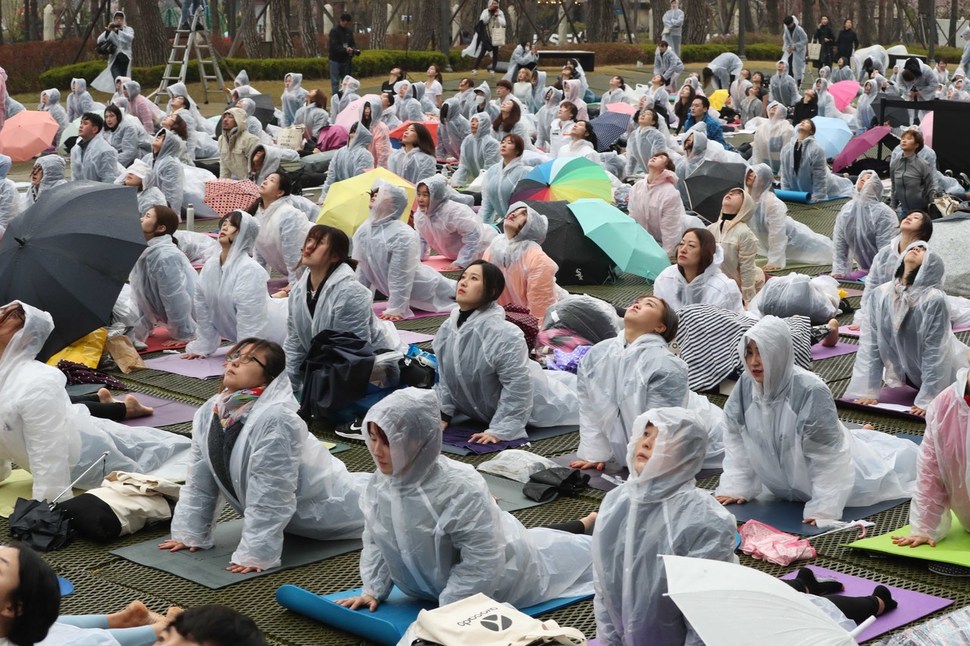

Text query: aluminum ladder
(153, 6), (226, 105)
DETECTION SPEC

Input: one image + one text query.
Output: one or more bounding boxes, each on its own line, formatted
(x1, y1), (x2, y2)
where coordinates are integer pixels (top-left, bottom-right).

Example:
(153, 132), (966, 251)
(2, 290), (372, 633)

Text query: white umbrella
(662, 555), (873, 646)
(57, 117), (81, 155)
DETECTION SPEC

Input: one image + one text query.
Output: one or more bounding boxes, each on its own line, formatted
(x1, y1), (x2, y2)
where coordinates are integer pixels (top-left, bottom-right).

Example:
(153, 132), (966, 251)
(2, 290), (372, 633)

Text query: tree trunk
(683, 0), (708, 45)
(856, 0), (873, 46)
(300, 0), (320, 55)
(741, 0), (755, 35)
(233, 0), (263, 58)
(585, 0), (615, 42)
(267, 0), (295, 57)
(765, 0), (781, 35)
(210, 0), (221, 38)
(801, 1), (814, 35)
(370, 0), (388, 49)
(122, 0), (168, 66)
(410, 0), (436, 50)
(516, 0), (537, 44)
(715, 0), (731, 34)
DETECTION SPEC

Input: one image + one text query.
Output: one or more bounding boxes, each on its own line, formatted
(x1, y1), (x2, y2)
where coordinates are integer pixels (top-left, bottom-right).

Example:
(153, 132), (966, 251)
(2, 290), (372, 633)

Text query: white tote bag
(276, 124), (306, 150)
(807, 41), (822, 60)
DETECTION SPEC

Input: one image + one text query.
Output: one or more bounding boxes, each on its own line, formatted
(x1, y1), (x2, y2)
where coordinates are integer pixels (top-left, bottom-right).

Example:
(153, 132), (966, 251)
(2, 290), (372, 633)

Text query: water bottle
(185, 203), (195, 230)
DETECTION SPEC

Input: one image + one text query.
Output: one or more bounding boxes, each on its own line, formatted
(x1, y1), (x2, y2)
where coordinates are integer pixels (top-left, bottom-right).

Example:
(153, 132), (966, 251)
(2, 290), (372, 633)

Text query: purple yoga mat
(837, 386), (922, 419)
(441, 425), (529, 455)
(811, 342), (859, 361)
(373, 301), (452, 320)
(266, 277), (288, 294)
(143, 347), (230, 380)
(841, 323), (970, 339)
(120, 394), (198, 428)
(780, 565), (952, 642)
(398, 330), (435, 345)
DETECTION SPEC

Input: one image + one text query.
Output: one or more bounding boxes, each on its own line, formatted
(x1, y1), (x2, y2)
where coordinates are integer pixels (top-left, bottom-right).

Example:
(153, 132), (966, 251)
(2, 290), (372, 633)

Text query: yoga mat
(841, 323), (970, 338)
(322, 441), (352, 455)
(373, 301), (453, 320)
(65, 383), (105, 397)
(780, 565), (952, 642)
(143, 347), (230, 380)
(398, 330), (435, 345)
(842, 287), (864, 297)
(482, 473), (548, 512)
(836, 386), (924, 419)
(551, 453), (629, 493)
(275, 584), (592, 646)
(138, 327), (188, 355)
(119, 394), (198, 428)
(847, 512), (970, 568)
(267, 277), (288, 294)
(724, 495), (910, 536)
(111, 519), (362, 589)
(421, 255), (460, 271)
(441, 423), (580, 456)
(0, 470), (36, 518)
(776, 190), (812, 204)
(58, 576), (74, 597)
(811, 342), (859, 361)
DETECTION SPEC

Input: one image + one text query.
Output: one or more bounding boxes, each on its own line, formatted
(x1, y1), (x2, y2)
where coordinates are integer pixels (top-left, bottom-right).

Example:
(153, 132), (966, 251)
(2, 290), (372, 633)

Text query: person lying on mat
(128, 205), (198, 349)
(352, 181), (458, 321)
(0, 302), (191, 502)
(830, 170), (898, 279)
(592, 408), (738, 645)
(434, 260), (579, 444)
(182, 211), (286, 359)
(893, 369), (970, 549)
(652, 229), (744, 314)
(413, 175), (496, 273)
(338, 387), (593, 612)
(161, 338), (367, 573)
(714, 316), (918, 525)
(845, 243), (970, 415)
(574, 296), (692, 470)
(482, 201), (568, 322)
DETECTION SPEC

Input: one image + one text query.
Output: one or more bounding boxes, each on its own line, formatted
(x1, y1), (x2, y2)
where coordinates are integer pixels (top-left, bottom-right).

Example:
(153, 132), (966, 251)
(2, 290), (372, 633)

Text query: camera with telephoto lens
(346, 45), (361, 57)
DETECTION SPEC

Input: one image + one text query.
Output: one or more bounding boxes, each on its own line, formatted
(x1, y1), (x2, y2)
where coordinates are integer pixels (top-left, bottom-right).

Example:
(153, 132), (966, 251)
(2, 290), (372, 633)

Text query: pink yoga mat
(811, 342), (859, 361)
(398, 331), (435, 345)
(138, 327), (188, 355)
(120, 394), (198, 428)
(842, 287), (863, 297)
(373, 302), (453, 320)
(422, 255), (461, 271)
(143, 347), (229, 380)
(780, 565), (952, 642)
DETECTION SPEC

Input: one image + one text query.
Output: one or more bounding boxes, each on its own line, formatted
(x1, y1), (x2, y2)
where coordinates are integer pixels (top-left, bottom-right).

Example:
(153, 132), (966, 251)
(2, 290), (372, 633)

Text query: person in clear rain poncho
(715, 316), (918, 524)
(292, 89), (330, 144)
(751, 101), (794, 175)
(353, 182), (457, 320)
(38, 89), (68, 149)
(653, 229), (744, 314)
(433, 261), (579, 443)
(359, 95), (392, 169)
(280, 72), (308, 127)
(0, 154), (20, 236)
(332, 75), (361, 116)
(0, 302), (191, 503)
(92, 11), (134, 93)
(184, 211), (286, 358)
(67, 78), (97, 122)
(414, 175), (496, 271)
(769, 60), (799, 107)
(102, 104), (146, 168)
(435, 98), (469, 161)
(141, 128), (185, 215)
(337, 387), (592, 616)
(479, 135), (531, 224)
(593, 408), (738, 646)
(165, 81), (214, 135)
(783, 16), (809, 85)
(319, 124), (374, 200)
(831, 170), (898, 277)
(253, 172), (311, 288)
(707, 188), (764, 306)
(624, 108), (668, 178)
(780, 119), (854, 201)
(846, 242), (970, 414)
(745, 163), (834, 270)
(387, 123), (437, 184)
(122, 81), (160, 135)
(164, 338), (366, 573)
(22, 155), (67, 209)
(534, 87), (563, 152)
(451, 113), (500, 186)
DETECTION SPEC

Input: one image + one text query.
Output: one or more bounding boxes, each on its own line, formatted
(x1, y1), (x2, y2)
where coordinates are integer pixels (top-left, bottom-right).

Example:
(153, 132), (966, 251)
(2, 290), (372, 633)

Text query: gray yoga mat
(111, 519), (362, 589)
(481, 473), (548, 512)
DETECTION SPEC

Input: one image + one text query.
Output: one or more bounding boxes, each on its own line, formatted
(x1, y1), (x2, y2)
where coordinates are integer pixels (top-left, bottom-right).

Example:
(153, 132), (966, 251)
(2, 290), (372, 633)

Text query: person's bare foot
(580, 511), (598, 533)
(123, 394), (154, 419)
(108, 600), (151, 629)
(150, 607), (183, 637)
(820, 318), (840, 347)
(97, 387), (115, 404)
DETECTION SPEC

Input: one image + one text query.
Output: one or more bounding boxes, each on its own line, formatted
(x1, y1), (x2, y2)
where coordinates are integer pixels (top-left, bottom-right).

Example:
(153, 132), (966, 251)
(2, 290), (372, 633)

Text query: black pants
(110, 53), (130, 82)
(474, 46), (499, 71)
(70, 394), (126, 422)
(546, 520), (586, 534)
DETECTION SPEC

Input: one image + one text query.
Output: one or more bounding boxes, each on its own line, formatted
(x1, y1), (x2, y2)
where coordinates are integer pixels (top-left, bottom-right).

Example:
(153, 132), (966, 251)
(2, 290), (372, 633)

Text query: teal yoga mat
(276, 584), (592, 646)
(111, 519), (362, 589)
(725, 495), (910, 536)
(776, 190), (812, 203)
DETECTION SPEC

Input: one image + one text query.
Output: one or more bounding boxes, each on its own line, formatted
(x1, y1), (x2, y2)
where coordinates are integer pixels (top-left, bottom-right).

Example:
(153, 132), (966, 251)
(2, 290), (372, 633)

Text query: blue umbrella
(567, 198), (670, 279)
(590, 111), (631, 152)
(811, 116), (853, 159)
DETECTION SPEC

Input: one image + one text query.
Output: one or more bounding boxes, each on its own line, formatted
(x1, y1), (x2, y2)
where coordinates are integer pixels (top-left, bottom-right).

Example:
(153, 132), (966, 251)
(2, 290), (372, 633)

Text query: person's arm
(358, 520), (394, 603)
(810, 142), (829, 202)
(714, 390), (762, 503)
(481, 326), (533, 441)
(438, 482), (505, 605)
(660, 189), (687, 257)
(233, 264), (272, 340)
(279, 211), (309, 287)
(915, 297), (958, 410)
(888, 160), (899, 209)
(737, 230), (760, 305)
(524, 249), (560, 321)
(382, 227), (421, 317)
(432, 332), (457, 420)
(908, 398), (955, 542)
(576, 347), (616, 463)
(799, 388), (853, 521)
(169, 407), (224, 549)
(118, 127), (139, 167)
(830, 210), (851, 275)
(20, 375), (75, 502)
(155, 160), (184, 215)
(764, 195), (789, 268)
(845, 301), (885, 401)
(184, 265), (221, 357)
(449, 209), (486, 269)
(153, 251), (197, 341)
(284, 288), (309, 388)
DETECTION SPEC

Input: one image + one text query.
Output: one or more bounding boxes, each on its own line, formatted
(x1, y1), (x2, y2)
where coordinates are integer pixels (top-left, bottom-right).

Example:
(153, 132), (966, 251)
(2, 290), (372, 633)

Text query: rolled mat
(776, 190), (812, 204)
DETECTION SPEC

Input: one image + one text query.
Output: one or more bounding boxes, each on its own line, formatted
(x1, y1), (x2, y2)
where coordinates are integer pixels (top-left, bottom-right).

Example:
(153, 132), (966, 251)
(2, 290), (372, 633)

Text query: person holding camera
(473, 0), (506, 75)
(92, 11), (134, 94)
(329, 13), (358, 96)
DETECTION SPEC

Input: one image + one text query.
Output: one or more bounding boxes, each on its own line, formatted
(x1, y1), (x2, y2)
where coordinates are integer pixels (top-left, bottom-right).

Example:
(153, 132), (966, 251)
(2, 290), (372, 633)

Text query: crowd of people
(5, 1), (970, 643)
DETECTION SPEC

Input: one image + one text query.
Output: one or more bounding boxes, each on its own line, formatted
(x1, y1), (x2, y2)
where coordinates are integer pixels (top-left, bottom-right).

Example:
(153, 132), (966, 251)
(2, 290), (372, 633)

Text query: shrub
(3, 39), (98, 94)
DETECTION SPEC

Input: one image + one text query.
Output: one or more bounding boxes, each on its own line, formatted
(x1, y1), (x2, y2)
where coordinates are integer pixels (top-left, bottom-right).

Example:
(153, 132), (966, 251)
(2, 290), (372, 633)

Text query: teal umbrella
(567, 198), (670, 279)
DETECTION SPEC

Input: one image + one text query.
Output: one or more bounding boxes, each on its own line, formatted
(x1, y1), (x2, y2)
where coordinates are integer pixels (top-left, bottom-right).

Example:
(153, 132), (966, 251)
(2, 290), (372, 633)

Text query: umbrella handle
(50, 451), (109, 506)
(848, 615), (876, 639)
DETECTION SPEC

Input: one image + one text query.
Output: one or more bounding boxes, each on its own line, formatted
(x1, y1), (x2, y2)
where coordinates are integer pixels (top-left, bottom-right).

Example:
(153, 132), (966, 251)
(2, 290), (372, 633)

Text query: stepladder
(152, 5), (226, 106)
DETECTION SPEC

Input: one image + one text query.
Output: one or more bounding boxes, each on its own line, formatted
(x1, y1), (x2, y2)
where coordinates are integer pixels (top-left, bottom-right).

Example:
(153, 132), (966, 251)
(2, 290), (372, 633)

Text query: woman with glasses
(162, 337), (367, 574)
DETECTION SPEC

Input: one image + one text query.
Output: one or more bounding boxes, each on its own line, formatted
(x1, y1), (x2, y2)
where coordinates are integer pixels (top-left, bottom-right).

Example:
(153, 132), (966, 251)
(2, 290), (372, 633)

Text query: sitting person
(129, 205), (198, 346)
(624, 108), (667, 179)
(492, 99), (533, 150)
(557, 119), (599, 160)
(292, 88), (330, 146)
(792, 88), (819, 123)
(629, 152), (693, 257)
(708, 188), (764, 306)
(103, 103), (148, 167)
(285, 225), (402, 394)
(715, 316), (918, 524)
(251, 171), (311, 290)
(548, 100), (577, 158)
(142, 127), (186, 215)
(319, 123), (374, 201)
(534, 87), (563, 152)
(846, 243), (970, 415)
(122, 80), (160, 134)
(654, 228), (744, 314)
(483, 201), (567, 321)
(359, 96), (391, 169)
(183, 212), (286, 359)
(750, 101), (794, 175)
(38, 88), (68, 149)
(682, 95), (725, 146)
(387, 122), (436, 184)
(592, 408), (738, 645)
(450, 113), (500, 187)
(218, 107), (260, 180)
(338, 387), (593, 613)
(414, 175), (497, 271)
(0, 154), (20, 235)
(69, 112), (119, 184)
(22, 155), (67, 209)
(779, 119), (854, 202)
(353, 182), (457, 320)
(0, 301), (191, 502)
(163, 338), (365, 574)
(479, 134), (531, 225)
(280, 72), (307, 128)
(435, 99), (469, 162)
(832, 170), (898, 278)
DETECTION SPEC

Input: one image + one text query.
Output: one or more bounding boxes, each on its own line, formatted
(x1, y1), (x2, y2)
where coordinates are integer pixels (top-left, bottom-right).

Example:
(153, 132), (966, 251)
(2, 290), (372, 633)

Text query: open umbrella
(334, 94), (379, 131)
(683, 159), (748, 223)
(316, 167), (415, 236)
(0, 111), (59, 161)
(202, 179), (261, 216)
(389, 120), (440, 147)
(525, 200), (616, 285)
(568, 198), (670, 279)
(249, 94), (277, 128)
(510, 157), (613, 205)
(869, 92), (911, 128)
(708, 89), (729, 111)
(0, 182), (145, 361)
(663, 555), (870, 645)
(603, 102), (636, 116)
(832, 125), (891, 173)
(811, 116), (854, 159)
(57, 117), (81, 155)
(918, 111), (934, 149)
(590, 111), (630, 152)
(828, 80), (861, 112)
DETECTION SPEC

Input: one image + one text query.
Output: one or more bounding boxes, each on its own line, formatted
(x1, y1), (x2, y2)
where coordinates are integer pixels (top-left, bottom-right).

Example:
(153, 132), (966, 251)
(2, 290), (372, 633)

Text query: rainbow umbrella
(708, 89), (729, 111)
(316, 167), (415, 236)
(509, 157), (613, 205)
(828, 80), (861, 112)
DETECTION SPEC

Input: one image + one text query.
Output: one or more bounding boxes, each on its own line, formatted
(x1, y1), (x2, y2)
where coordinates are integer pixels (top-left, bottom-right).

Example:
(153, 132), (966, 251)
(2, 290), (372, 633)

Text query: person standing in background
(836, 18), (859, 64)
(662, 0), (685, 57)
(328, 13), (357, 97)
(92, 11), (134, 93)
(814, 15), (835, 70)
(783, 15), (808, 87)
(473, 1), (506, 75)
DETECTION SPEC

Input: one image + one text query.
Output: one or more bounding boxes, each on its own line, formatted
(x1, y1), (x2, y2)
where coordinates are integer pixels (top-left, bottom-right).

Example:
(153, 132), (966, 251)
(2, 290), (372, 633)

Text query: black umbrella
(683, 160), (748, 223)
(0, 182), (146, 361)
(870, 93), (912, 128)
(523, 200), (616, 285)
(249, 94), (277, 128)
(590, 111), (631, 152)
(9, 498), (73, 551)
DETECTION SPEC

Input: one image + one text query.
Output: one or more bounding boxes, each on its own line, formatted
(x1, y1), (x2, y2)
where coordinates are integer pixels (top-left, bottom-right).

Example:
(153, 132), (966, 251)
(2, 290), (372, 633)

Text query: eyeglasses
(225, 351), (266, 369)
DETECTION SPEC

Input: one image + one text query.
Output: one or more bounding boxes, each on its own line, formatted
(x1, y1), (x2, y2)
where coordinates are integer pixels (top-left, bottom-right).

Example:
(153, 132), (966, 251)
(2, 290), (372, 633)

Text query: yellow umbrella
(316, 167), (416, 235)
(708, 89), (729, 111)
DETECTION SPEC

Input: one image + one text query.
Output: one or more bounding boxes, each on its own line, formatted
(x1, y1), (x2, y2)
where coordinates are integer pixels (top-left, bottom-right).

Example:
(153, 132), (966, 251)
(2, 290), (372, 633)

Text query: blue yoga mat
(776, 190), (812, 204)
(725, 495), (910, 536)
(276, 584), (592, 646)
(58, 576), (74, 597)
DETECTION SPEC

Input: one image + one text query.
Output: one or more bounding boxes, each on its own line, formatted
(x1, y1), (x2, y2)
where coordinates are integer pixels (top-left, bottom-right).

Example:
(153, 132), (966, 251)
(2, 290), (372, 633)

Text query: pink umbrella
(0, 111), (59, 161)
(604, 102), (636, 116)
(832, 126), (891, 173)
(918, 112), (933, 149)
(334, 93), (379, 131)
(828, 80), (861, 112)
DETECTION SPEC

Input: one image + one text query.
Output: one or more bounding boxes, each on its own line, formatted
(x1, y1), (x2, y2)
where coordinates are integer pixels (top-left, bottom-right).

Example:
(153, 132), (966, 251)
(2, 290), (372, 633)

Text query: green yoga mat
(482, 473), (548, 512)
(111, 519), (362, 589)
(0, 470), (34, 518)
(846, 512), (970, 567)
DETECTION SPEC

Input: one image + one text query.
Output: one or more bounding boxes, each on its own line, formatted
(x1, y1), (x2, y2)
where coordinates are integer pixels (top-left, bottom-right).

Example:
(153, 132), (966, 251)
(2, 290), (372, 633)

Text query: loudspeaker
(931, 100), (970, 177)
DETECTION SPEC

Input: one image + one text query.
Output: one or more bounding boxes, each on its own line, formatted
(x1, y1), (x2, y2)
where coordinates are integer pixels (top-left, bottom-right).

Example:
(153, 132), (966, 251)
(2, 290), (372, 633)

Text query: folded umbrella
(389, 120), (440, 147)
(334, 94), (379, 131)
(510, 157), (613, 205)
(568, 198), (670, 279)
(811, 116), (854, 159)
(832, 125), (891, 173)
(0, 182), (145, 361)
(683, 160), (748, 223)
(525, 200), (617, 285)
(828, 80), (861, 112)
(0, 111), (59, 162)
(317, 167), (415, 236)
(202, 179), (261, 217)
(590, 111), (630, 152)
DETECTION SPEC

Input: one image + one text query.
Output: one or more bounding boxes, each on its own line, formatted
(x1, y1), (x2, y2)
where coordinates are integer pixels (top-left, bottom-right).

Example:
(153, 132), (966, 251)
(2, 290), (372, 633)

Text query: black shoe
(873, 585), (897, 613)
(794, 567), (845, 596)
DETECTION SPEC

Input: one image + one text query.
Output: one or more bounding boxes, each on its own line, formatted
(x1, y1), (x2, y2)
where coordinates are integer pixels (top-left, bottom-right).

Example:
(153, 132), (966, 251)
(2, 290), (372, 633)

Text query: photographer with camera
(92, 11), (134, 94)
(329, 13), (358, 96)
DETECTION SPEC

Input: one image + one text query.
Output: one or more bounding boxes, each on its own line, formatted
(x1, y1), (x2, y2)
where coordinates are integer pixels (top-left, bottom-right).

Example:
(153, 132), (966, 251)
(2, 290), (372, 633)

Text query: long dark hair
(406, 123), (436, 157)
(165, 113), (189, 145)
(575, 119), (598, 150)
(298, 224), (358, 272)
(103, 104), (123, 132)
(7, 543), (61, 646)
(459, 259), (506, 307)
(249, 172), (293, 213)
(167, 605), (266, 646)
(906, 210), (934, 242)
(493, 99), (522, 134)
